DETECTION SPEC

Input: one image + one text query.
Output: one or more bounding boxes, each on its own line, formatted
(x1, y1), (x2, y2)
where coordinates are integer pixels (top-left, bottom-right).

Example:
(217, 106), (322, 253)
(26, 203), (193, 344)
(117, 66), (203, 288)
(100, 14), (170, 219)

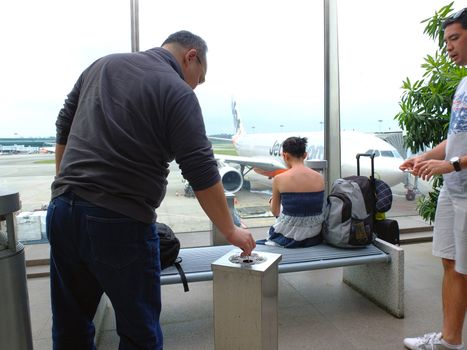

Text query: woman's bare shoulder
(305, 169), (325, 189)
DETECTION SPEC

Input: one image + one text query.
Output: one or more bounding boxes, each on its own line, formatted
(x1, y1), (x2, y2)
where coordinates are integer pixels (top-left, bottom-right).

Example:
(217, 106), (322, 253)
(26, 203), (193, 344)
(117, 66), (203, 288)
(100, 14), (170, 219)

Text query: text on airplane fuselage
(269, 140), (324, 160)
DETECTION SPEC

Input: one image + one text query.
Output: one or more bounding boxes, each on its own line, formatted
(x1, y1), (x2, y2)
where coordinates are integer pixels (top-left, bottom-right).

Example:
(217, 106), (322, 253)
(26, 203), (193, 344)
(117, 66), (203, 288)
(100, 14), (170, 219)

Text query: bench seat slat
(160, 243), (389, 285)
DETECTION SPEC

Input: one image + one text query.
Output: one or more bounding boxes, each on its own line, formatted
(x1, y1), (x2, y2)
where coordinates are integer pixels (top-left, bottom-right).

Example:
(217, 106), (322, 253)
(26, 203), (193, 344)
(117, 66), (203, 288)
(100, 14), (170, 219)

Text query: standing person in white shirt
(400, 8), (467, 350)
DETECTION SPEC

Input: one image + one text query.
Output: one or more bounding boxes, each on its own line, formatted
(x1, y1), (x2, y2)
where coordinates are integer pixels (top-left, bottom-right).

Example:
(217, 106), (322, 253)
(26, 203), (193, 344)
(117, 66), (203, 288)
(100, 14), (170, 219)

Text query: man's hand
(399, 141), (447, 176)
(413, 159), (454, 181)
(224, 226), (256, 256)
(399, 155), (425, 173)
(399, 159), (415, 172)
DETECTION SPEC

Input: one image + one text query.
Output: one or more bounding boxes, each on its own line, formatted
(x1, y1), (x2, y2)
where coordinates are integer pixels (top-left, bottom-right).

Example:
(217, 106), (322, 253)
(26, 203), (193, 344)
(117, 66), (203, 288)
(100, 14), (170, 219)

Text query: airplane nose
(376, 158), (406, 187)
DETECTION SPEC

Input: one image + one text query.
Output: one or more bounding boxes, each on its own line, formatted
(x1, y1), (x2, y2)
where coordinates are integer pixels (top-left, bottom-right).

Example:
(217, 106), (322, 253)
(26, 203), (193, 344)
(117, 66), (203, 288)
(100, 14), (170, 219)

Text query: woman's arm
(269, 177), (282, 217)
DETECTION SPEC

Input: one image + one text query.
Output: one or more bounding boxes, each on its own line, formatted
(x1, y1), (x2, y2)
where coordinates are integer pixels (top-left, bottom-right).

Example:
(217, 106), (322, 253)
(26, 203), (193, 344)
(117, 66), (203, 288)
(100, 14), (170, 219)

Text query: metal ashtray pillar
(212, 250), (282, 350)
(0, 190), (33, 350)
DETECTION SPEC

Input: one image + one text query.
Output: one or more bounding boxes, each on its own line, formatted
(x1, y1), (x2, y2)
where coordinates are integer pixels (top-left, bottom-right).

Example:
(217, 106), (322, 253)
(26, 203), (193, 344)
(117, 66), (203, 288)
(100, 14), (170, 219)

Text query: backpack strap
(173, 257), (189, 292)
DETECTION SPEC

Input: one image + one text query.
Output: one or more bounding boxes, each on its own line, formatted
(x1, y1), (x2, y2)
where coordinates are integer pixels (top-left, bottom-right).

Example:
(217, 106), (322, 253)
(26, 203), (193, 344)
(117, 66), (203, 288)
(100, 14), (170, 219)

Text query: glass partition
(337, 0), (457, 218)
(139, 0), (324, 232)
(0, 0), (130, 242)
(1, 0), (455, 241)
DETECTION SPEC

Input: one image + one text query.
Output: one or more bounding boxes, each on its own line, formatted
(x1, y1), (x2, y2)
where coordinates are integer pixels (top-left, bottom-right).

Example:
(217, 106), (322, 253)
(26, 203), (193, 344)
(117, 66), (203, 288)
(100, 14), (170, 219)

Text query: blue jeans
(47, 192), (162, 350)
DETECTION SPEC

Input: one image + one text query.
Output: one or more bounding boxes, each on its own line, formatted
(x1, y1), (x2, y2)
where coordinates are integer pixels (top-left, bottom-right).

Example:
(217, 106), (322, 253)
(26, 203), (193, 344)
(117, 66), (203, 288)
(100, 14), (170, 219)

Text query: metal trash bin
(0, 190), (33, 350)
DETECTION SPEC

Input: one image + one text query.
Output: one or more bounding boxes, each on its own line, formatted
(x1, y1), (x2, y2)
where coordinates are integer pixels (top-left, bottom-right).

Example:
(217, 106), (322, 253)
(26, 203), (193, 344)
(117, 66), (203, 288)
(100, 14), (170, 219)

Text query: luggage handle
(356, 153), (377, 215)
(356, 153), (375, 177)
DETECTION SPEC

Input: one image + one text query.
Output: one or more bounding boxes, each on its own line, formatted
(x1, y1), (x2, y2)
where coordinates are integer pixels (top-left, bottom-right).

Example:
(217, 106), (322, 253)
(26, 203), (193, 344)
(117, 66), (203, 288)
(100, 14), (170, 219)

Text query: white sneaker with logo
(403, 332), (448, 349)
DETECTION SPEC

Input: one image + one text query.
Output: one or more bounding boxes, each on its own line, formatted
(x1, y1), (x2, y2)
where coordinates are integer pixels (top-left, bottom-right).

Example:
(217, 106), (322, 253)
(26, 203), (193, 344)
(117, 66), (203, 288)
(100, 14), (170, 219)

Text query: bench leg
(342, 238), (404, 318)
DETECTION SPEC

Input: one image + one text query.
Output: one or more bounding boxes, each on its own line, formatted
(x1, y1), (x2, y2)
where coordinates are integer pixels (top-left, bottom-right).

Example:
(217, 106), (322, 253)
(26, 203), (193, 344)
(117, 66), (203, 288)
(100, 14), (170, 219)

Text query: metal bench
(161, 237), (404, 318)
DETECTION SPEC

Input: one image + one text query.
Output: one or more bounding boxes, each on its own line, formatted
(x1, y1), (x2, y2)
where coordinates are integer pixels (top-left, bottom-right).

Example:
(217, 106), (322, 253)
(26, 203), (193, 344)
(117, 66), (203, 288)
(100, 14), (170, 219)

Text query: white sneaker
(403, 332), (448, 349)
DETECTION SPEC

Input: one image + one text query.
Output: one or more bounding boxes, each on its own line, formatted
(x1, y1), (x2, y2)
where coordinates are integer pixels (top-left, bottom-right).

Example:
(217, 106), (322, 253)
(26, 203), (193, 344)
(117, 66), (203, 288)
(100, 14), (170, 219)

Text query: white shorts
(433, 187), (467, 274)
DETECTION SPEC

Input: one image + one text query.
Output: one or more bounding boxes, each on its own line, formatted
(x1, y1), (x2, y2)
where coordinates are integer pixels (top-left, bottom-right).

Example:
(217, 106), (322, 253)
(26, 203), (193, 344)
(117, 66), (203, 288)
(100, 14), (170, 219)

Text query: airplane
(39, 146), (55, 154)
(211, 100), (406, 195)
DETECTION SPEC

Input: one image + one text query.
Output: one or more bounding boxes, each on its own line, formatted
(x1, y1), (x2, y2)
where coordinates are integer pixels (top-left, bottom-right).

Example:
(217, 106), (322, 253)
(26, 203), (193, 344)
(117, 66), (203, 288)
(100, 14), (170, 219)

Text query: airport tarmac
(0, 153), (430, 234)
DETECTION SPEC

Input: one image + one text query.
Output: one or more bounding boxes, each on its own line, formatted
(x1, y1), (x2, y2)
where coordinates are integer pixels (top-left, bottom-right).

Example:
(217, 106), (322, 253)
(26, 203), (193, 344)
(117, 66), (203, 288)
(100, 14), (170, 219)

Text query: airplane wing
(215, 154), (286, 172)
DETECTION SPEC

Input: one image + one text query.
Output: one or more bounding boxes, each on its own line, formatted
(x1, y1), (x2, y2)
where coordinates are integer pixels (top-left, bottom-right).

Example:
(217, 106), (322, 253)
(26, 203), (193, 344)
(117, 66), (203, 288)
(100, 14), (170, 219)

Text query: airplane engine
(218, 164), (243, 193)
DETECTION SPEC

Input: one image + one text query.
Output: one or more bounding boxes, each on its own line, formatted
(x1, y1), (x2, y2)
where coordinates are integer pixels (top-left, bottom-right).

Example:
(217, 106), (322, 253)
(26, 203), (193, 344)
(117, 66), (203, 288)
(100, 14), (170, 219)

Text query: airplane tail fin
(231, 99), (245, 136)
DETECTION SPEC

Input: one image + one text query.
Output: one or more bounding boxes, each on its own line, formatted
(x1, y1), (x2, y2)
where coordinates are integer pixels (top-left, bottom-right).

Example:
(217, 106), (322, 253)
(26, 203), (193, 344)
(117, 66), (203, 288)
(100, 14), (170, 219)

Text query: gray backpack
(323, 177), (374, 248)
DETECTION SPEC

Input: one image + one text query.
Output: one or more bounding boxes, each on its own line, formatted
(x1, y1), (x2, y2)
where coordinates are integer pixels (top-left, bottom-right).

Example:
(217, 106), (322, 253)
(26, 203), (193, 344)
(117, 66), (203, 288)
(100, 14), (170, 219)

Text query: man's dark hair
(161, 30), (208, 60)
(282, 137), (308, 158)
(442, 8), (467, 29)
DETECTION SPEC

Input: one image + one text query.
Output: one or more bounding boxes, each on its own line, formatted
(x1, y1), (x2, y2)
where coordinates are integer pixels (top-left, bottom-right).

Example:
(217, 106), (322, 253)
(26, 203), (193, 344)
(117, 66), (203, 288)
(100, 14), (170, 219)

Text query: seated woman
(260, 136), (325, 248)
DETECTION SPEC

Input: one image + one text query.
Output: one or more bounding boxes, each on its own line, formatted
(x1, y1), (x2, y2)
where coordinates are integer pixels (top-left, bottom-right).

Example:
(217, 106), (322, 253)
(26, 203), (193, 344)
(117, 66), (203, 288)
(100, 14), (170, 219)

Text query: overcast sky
(0, 0), (461, 137)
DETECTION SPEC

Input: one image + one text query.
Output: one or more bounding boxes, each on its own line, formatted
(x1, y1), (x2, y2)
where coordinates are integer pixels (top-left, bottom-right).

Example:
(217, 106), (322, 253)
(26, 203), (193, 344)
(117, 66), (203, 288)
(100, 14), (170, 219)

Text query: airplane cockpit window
(364, 150), (401, 158)
(364, 149), (380, 157)
(381, 150), (395, 157)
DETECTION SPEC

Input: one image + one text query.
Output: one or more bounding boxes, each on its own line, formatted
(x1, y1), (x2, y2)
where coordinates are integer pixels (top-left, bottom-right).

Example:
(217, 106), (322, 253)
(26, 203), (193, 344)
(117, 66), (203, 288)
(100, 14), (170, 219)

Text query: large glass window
(1, 0), (458, 240)
(139, 0), (324, 232)
(0, 0), (130, 241)
(338, 0), (460, 217)
(1, 0), (130, 138)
